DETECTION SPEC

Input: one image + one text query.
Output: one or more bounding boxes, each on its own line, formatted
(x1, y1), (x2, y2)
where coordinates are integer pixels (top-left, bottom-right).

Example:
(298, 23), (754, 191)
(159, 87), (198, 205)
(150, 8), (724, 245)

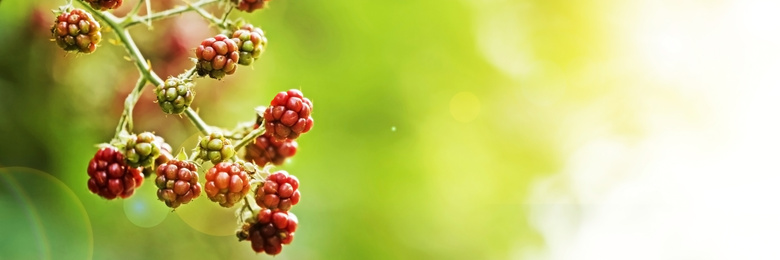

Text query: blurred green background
(0, 0), (628, 259)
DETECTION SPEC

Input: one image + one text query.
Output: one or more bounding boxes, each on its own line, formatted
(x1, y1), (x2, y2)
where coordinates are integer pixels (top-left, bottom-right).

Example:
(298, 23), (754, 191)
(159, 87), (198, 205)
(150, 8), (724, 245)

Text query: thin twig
(184, 108), (212, 135)
(122, 0), (221, 27)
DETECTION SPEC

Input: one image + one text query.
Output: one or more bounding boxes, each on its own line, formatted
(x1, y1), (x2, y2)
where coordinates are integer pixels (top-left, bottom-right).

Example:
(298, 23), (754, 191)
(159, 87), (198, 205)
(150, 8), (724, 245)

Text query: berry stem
(80, 0), (214, 137)
(242, 196), (256, 215)
(121, 0), (221, 27)
(232, 126), (265, 151)
(114, 77), (148, 138)
(77, 2), (164, 86)
(184, 108), (212, 135)
(126, 0), (145, 21)
(191, 5), (228, 29)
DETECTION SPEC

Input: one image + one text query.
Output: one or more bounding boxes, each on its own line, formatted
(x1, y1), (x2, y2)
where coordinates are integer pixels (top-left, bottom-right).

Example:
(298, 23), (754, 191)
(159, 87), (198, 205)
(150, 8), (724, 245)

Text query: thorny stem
(127, 0), (145, 20)
(78, 0), (213, 136)
(121, 0), (222, 27)
(192, 5), (228, 29)
(221, 6), (233, 25)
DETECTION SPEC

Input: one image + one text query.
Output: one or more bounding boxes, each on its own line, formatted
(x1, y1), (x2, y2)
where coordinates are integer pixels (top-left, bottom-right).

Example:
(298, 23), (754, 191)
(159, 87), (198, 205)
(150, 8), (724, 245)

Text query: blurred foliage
(0, 0), (618, 258)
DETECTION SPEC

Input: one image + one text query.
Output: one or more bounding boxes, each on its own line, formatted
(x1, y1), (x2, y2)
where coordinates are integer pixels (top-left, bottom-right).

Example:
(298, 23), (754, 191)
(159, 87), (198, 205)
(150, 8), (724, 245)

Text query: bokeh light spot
(175, 193), (239, 236)
(123, 177), (169, 228)
(0, 167), (93, 260)
(450, 92), (481, 123)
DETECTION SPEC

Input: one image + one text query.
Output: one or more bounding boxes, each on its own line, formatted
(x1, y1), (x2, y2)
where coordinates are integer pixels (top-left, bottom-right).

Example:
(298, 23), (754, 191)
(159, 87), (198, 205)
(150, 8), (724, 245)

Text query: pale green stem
(79, 0), (212, 136)
(233, 126), (265, 151)
(184, 108), (212, 135)
(122, 0), (221, 27)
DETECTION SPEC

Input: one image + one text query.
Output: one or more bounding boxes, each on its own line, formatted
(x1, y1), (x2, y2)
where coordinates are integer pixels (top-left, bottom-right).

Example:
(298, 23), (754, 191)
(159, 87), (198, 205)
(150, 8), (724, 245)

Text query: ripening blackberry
(51, 9), (101, 54)
(204, 161), (254, 207)
(87, 146), (144, 199)
(263, 89), (314, 141)
(195, 34), (239, 79)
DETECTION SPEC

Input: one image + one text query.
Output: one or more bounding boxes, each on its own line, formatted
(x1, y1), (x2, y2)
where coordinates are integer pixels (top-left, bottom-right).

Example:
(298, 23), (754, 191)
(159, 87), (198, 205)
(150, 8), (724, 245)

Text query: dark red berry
(263, 89), (314, 141)
(255, 171), (300, 211)
(51, 9), (101, 54)
(87, 146), (144, 199)
(233, 0), (271, 13)
(154, 160), (202, 208)
(244, 133), (297, 166)
(204, 161), (254, 207)
(195, 34), (239, 79)
(84, 0), (123, 11)
(237, 209), (298, 255)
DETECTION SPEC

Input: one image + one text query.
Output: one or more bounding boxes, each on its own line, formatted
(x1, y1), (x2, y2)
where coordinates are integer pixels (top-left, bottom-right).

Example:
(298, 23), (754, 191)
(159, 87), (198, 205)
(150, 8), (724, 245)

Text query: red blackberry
(51, 9), (101, 54)
(244, 133), (297, 166)
(155, 160), (202, 208)
(84, 0), (123, 11)
(233, 0), (271, 13)
(238, 209), (298, 255)
(255, 171), (300, 211)
(195, 34), (239, 79)
(87, 146), (144, 199)
(204, 161), (254, 207)
(263, 89), (314, 141)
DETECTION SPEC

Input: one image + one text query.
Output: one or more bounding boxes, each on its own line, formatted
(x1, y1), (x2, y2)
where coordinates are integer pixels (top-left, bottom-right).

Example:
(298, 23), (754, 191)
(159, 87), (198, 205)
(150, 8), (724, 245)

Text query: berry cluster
(83, 0), (123, 11)
(232, 24), (268, 66)
(51, 9), (101, 54)
(204, 161), (254, 208)
(155, 77), (195, 115)
(57, 0), (317, 256)
(197, 132), (236, 164)
(233, 0), (272, 13)
(264, 89), (314, 141)
(155, 160), (202, 208)
(238, 209), (298, 255)
(195, 34), (239, 80)
(255, 171), (300, 211)
(87, 147), (144, 199)
(244, 133), (297, 166)
(124, 132), (162, 168)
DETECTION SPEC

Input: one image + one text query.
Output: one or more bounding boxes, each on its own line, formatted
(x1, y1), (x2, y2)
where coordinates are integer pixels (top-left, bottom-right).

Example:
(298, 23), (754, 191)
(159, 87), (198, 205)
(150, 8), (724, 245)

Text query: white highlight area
(528, 1), (780, 259)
